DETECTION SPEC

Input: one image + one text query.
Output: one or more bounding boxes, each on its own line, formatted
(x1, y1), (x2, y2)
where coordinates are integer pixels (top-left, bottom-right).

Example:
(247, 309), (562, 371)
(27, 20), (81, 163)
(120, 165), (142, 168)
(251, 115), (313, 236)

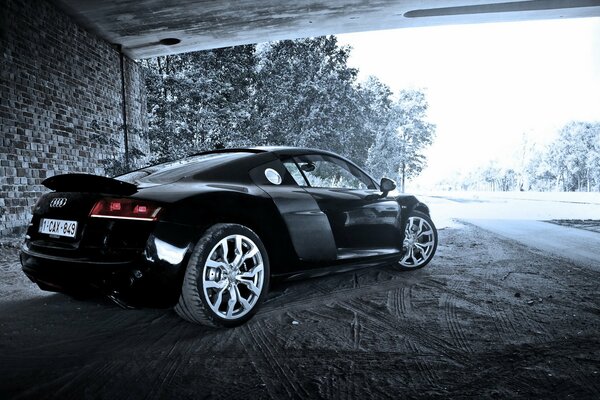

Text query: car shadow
(0, 262), (429, 336)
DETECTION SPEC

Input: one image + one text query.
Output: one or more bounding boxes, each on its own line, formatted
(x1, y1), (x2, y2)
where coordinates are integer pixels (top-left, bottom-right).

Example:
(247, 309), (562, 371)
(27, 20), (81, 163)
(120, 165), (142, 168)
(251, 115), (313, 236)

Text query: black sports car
(21, 147), (437, 327)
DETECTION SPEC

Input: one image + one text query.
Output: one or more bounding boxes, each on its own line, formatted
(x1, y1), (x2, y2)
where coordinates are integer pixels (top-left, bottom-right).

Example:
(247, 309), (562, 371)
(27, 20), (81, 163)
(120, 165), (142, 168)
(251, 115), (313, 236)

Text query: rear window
(116, 152), (252, 184)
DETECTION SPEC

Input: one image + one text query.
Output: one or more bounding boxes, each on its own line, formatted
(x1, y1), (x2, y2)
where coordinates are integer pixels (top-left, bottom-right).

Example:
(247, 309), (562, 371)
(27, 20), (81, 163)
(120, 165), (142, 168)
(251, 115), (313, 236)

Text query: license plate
(39, 218), (78, 238)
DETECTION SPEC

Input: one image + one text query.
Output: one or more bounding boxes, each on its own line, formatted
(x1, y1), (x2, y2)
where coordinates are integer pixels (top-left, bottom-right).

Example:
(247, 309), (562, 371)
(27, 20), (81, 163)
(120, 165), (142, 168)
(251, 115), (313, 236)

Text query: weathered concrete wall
(0, 0), (148, 236)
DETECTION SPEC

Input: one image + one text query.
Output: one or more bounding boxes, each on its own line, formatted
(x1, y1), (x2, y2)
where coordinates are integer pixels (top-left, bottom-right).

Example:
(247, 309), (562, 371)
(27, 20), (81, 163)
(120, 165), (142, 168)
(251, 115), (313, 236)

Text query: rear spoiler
(42, 173), (138, 195)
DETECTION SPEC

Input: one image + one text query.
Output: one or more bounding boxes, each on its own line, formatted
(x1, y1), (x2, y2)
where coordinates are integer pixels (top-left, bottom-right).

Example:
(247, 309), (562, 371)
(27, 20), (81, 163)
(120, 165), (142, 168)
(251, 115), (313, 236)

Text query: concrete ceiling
(50, 0), (600, 59)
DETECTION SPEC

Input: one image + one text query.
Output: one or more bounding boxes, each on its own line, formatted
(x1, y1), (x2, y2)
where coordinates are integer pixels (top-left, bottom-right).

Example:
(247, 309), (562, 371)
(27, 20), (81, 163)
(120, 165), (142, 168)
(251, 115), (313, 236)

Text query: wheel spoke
(407, 218), (415, 233)
(204, 279), (227, 290)
(206, 259), (228, 269)
(235, 285), (252, 310)
(230, 236), (245, 267)
(212, 286), (226, 310)
(235, 235), (243, 255)
(226, 285), (237, 318)
(417, 229), (433, 239)
(401, 246), (413, 264)
(410, 251), (418, 264)
(220, 240), (229, 263)
(231, 254), (243, 268)
(238, 263), (263, 279)
(241, 244), (259, 264)
(414, 243), (427, 254)
(238, 278), (261, 296)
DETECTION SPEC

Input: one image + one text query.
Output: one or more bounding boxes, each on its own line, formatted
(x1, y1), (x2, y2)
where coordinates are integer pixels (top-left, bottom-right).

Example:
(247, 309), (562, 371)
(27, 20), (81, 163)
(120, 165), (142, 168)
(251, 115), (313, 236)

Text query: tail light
(90, 198), (162, 221)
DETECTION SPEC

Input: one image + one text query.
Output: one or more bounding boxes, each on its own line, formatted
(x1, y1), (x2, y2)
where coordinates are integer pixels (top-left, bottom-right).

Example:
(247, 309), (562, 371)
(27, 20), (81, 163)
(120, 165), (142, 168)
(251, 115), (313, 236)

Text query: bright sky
(337, 17), (600, 188)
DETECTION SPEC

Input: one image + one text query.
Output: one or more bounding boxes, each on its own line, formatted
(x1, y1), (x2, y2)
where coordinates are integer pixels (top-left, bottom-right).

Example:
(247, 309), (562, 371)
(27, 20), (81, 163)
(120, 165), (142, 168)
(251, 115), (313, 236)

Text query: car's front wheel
(175, 223), (269, 327)
(398, 211), (438, 269)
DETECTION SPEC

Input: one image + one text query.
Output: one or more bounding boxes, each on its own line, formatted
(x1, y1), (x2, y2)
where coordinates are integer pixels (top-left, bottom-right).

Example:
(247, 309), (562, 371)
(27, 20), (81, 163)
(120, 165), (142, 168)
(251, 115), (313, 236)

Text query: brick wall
(0, 0), (149, 236)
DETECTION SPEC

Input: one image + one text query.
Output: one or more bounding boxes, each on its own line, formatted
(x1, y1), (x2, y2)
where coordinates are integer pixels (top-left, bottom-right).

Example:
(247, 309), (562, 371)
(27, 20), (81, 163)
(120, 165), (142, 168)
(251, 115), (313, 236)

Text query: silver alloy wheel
(399, 216), (436, 268)
(202, 234), (265, 320)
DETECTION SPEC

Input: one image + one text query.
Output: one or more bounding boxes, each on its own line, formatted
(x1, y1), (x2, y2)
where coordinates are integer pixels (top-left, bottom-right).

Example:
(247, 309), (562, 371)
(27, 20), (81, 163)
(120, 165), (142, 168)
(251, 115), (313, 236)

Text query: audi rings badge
(50, 198), (68, 208)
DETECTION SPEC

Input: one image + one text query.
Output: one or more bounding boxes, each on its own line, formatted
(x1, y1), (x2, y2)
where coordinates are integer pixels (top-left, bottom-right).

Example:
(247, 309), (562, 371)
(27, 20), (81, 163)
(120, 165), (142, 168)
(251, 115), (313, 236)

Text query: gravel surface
(547, 219), (600, 234)
(1, 224), (599, 399)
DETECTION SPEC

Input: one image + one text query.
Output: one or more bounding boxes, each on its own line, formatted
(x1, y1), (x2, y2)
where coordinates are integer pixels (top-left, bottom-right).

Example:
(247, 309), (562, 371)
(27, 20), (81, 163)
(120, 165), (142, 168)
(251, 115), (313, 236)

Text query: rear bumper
(20, 245), (180, 307)
(20, 220), (201, 307)
(21, 246), (136, 293)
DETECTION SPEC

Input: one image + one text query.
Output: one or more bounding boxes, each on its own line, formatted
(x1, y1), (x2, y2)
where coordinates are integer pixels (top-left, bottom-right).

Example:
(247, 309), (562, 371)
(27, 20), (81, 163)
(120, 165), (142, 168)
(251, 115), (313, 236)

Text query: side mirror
(300, 162), (316, 172)
(380, 177), (396, 196)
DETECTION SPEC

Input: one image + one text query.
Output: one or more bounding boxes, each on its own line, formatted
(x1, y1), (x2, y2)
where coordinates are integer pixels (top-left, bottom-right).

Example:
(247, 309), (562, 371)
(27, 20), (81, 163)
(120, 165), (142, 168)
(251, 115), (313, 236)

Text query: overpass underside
(51, 0), (600, 59)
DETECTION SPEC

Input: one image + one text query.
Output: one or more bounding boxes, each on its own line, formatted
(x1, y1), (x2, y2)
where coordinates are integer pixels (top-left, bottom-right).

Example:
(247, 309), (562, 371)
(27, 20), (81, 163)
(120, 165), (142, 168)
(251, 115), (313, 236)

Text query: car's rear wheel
(398, 211), (438, 269)
(175, 224), (269, 327)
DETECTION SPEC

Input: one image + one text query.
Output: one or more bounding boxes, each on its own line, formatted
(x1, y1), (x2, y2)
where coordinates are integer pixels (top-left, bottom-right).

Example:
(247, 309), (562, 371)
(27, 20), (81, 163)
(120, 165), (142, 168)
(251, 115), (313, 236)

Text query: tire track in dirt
(242, 322), (309, 399)
(146, 356), (185, 400)
(567, 357), (600, 395)
(453, 337), (600, 398)
(386, 286), (413, 318)
(382, 285), (439, 388)
(90, 362), (121, 398)
(131, 319), (214, 400)
(479, 263), (522, 345)
(341, 296), (466, 367)
(479, 260), (552, 345)
(266, 272), (476, 372)
(405, 338), (438, 388)
(351, 311), (361, 350)
(347, 297), (445, 388)
(314, 354), (378, 400)
(8, 317), (147, 357)
(386, 289), (400, 318)
(161, 329), (248, 397)
(261, 272), (437, 320)
(512, 306), (550, 342)
(19, 367), (85, 400)
(350, 297), (458, 363)
(494, 306), (519, 344)
(440, 280), (473, 354)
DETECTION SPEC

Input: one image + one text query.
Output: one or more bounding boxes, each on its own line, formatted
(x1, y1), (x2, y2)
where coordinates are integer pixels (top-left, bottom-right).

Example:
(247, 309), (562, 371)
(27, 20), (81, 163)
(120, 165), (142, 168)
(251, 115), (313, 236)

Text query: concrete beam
(50, 0), (600, 59)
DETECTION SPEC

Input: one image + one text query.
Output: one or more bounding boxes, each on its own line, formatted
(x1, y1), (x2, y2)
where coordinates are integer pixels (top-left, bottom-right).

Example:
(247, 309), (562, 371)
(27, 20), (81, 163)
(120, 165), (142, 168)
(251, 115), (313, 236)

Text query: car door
(282, 154), (403, 259)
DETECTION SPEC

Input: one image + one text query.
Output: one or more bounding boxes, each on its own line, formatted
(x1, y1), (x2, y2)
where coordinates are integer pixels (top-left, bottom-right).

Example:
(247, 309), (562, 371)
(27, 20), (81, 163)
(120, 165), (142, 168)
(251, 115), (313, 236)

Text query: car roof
(252, 146), (337, 156)
(191, 146), (342, 158)
(122, 146), (378, 187)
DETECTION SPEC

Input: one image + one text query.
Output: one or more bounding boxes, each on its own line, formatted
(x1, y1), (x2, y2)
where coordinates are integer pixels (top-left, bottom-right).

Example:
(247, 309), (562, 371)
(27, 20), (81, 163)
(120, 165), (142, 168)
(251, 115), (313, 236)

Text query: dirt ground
(1, 223), (599, 399)
(548, 219), (600, 234)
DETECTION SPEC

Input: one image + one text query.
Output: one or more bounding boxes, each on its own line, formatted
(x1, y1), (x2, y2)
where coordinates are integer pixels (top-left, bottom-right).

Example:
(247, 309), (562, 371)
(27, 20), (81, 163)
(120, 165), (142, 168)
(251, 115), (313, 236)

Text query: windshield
(116, 152), (252, 184)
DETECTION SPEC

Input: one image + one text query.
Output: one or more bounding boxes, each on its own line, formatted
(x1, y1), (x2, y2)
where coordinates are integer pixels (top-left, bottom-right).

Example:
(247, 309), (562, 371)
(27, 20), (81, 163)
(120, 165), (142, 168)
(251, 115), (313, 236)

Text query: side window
(282, 160), (308, 186)
(294, 155), (374, 190)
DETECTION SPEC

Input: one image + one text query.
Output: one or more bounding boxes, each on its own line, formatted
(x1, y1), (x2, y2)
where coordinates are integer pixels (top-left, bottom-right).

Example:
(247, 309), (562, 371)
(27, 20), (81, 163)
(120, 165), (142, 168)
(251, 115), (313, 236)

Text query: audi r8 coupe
(21, 147), (437, 327)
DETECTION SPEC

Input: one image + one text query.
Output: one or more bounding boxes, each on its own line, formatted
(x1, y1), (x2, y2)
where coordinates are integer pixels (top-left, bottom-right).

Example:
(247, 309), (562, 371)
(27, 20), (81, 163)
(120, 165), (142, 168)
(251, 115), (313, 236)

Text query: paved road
(417, 192), (600, 272)
(464, 219), (600, 272)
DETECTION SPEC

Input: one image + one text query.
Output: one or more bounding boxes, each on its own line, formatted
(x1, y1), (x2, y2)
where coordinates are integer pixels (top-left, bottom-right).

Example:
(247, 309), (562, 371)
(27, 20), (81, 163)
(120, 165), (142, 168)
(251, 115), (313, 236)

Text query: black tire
(175, 223), (270, 327)
(398, 210), (438, 269)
